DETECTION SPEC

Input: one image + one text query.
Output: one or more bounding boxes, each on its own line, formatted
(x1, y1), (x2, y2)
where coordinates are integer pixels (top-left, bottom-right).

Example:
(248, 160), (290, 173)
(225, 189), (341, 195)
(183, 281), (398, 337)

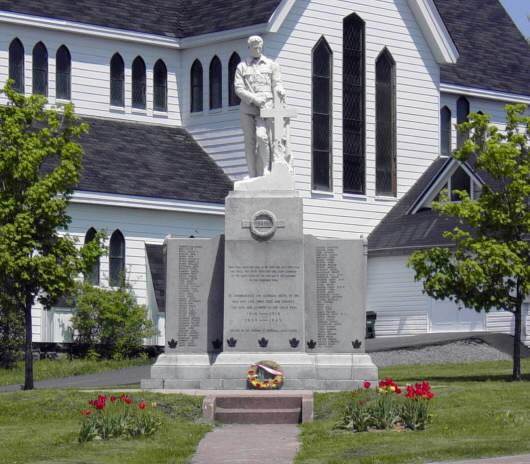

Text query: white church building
(0, 0), (528, 346)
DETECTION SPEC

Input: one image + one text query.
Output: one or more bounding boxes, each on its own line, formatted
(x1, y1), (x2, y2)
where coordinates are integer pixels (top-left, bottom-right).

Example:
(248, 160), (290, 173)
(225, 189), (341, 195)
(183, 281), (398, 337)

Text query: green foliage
(0, 302), (23, 369)
(408, 105), (529, 379)
(71, 282), (156, 359)
(0, 82), (105, 386)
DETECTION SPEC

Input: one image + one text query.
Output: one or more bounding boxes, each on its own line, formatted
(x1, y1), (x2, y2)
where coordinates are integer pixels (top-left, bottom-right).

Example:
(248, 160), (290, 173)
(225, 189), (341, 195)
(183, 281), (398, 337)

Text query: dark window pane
(9, 38), (25, 93)
(312, 37), (332, 191)
(154, 59), (167, 112)
(56, 45), (71, 100)
(375, 49), (396, 197)
(209, 56), (222, 110)
(109, 230), (125, 287)
(343, 14), (365, 194)
(191, 60), (203, 112)
(441, 106), (451, 156)
(32, 42), (48, 96)
(456, 97), (470, 148)
(451, 166), (471, 201)
(110, 53), (124, 107)
(228, 52), (241, 106)
(132, 56), (146, 109)
(84, 228), (100, 286)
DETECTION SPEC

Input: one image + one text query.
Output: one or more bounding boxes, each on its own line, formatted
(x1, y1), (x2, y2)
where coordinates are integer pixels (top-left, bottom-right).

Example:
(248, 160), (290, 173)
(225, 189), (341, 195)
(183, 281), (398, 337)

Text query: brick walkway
(190, 424), (299, 464)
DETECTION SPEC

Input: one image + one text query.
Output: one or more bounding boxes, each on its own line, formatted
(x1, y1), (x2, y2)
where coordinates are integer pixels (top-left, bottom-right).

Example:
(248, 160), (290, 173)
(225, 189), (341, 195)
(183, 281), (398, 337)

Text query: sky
(499, 0), (530, 38)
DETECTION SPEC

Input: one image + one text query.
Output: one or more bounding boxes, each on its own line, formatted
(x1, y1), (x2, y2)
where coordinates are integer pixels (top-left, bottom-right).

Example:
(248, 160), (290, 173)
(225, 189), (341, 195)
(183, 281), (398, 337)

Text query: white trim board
(440, 83), (530, 105)
(71, 190), (226, 215)
(407, 0), (459, 64)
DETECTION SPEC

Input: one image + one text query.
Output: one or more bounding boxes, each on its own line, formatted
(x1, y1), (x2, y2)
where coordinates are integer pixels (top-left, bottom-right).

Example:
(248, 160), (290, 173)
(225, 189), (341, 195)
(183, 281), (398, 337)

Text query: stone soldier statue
(234, 35), (286, 178)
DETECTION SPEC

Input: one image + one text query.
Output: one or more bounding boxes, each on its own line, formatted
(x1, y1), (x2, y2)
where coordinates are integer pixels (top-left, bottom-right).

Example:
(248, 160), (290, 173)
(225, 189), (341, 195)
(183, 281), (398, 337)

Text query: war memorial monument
(142, 36), (378, 390)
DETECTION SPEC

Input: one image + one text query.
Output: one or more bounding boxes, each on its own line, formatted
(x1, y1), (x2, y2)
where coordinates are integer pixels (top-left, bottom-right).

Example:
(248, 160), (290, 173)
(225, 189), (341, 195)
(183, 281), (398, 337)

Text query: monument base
(141, 352), (378, 391)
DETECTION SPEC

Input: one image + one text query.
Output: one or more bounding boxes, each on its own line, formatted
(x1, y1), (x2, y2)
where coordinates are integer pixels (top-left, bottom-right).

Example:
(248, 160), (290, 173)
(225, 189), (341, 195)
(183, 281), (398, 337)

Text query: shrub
(336, 378), (435, 432)
(71, 283), (156, 359)
(0, 302), (23, 369)
(79, 394), (161, 442)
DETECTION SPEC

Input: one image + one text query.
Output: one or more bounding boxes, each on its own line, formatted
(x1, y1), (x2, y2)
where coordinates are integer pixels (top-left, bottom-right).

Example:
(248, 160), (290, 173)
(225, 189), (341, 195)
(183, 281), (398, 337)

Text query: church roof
(0, 0), (527, 96)
(75, 117), (233, 203)
(433, 0), (530, 97)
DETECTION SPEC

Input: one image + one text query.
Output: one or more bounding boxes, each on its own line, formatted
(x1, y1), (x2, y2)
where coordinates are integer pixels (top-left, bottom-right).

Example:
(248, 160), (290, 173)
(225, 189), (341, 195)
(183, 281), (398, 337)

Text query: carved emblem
(212, 339), (222, 350)
(227, 337), (237, 348)
(307, 339), (317, 350)
(352, 339), (362, 349)
(258, 337), (269, 348)
(242, 210), (285, 241)
(167, 339), (178, 349)
(289, 338), (300, 348)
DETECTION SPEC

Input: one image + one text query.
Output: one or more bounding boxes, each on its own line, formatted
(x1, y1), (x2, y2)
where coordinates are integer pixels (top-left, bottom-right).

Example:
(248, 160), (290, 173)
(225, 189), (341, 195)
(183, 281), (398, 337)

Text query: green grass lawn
(0, 390), (210, 464)
(297, 359), (530, 464)
(0, 358), (150, 387)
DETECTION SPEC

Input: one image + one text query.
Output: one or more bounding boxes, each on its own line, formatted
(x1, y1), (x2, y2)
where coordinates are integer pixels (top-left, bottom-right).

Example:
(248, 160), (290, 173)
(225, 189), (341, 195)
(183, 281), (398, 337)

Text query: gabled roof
(73, 117), (233, 203)
(433, 0), (530, 97)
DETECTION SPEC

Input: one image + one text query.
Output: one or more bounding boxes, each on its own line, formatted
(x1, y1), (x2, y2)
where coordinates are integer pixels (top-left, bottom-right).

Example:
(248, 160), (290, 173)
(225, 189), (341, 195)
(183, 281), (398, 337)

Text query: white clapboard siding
(181, 0), (441, 238)
(32, 203), (224, 343)
(0, 23), (181, 126)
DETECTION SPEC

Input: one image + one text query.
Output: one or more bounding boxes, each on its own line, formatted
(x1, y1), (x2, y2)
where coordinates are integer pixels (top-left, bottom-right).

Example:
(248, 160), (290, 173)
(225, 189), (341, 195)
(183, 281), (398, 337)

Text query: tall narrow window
(343, 13), (365, 194)
(190, 59), (203, 112)
(440, 106), (451, 156)
(132, 56), (146, 109)
(228, 52), (241, 106)
(9, 38), (24, 93)
(209, 56), (222, 110)
(312, 37), (333, 191)
(375, 48), (397, 197)
(109, 230), (125, 287)
(110, 53), (124, 107)
(32, 42), (48, 96)
(84, 228), (100, 286)
(450, 166), (471, 201)
(153, 59), (168, 112)
(456, 96), (470, 148)
(56, 45), (71, 100)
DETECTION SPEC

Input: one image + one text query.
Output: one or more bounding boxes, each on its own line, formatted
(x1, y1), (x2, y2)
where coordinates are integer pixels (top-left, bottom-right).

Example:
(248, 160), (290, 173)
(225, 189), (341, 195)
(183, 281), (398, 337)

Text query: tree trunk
(23, 294), (34, 390)
(512, 305), (522, 381)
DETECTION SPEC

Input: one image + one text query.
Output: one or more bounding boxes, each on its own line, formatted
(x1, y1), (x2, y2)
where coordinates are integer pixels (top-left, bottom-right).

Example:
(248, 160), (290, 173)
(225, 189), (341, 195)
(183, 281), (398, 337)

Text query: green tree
(0, 83), (104, 389)
(409, 104), (529, 380)
(71, 282), (156, 359)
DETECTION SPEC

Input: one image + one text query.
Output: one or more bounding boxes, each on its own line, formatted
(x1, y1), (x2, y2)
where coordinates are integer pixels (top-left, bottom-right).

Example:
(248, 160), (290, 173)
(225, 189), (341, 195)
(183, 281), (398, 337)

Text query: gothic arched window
(375, 48), (397, 197)
(441, 106), (452, 156)
(190, 59), (203, 112)
(132, 56), (146, 109)
(84, 228), (100, 286)
(456, 96), (470, 148)
(56, 45), (71, 100)
(153, 59), (168, 112)
(312, 36), (333, 191)
(343, 13), (365, 194)
(209, 56), (222, 110)
(32, 42), (48, 96)
(109, 230), (125, 287)
(9, 38), (25, 93)
(110, 53), (124, 107)
(228, 52), (241, 106)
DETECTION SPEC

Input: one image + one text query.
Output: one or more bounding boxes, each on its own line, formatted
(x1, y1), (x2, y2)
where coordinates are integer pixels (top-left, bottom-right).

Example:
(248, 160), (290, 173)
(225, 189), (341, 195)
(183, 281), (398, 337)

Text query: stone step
(214, 407), (301, 424)
(215, 395), (301, 410)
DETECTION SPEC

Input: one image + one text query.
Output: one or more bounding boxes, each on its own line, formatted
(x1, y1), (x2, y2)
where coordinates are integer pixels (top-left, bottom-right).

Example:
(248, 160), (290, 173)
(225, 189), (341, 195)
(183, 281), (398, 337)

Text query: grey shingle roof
(1, 0), (527, 96)
(76, 117), (232, 203)
(433, 0), (530, 96)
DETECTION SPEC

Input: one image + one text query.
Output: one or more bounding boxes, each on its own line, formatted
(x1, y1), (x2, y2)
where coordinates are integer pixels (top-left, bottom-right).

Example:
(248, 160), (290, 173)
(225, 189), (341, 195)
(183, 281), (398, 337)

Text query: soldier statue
(234, 36), (287, 178)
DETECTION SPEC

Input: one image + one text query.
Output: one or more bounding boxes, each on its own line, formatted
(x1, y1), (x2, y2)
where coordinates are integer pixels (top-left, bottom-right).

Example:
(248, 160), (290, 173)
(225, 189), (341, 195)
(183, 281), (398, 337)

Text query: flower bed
(79, 393), (162, 442)
(336, 378), (435, 432)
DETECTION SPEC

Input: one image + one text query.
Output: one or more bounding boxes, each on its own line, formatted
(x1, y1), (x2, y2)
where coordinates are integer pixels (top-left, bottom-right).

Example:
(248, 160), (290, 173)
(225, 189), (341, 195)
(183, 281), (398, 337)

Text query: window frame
(110, 53), (125, 107)
(190, 59), (204, 113)
(228, 52), (241, 107)
(153, 59), (168, 112)
(9, 38), (25, 94)
(132, 56), (146, 110)
(209, 56), (222, 110)
(440, 106), (452, 156)
(456, 96), (470, 148)
(84, 228), (100, 286)
(109, 230), (125, 287)
(56, 45), (71, 100)
(32, 41), (48, 96)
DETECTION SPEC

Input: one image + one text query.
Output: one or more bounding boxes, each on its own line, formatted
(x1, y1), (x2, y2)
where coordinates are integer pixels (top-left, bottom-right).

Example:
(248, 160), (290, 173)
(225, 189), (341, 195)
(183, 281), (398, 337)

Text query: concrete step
(215, 407), (301, 424)
(215, 395), (301, 410)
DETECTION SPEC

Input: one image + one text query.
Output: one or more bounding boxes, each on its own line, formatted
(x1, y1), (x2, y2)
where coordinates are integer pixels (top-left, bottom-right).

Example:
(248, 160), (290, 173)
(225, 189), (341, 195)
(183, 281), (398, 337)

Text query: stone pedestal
(142, 164), (378, 390)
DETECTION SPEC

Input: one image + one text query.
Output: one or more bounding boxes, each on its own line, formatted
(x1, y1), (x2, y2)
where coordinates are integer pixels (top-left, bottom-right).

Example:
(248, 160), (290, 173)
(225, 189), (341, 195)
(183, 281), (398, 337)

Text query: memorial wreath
(247, 360), (284, 390)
